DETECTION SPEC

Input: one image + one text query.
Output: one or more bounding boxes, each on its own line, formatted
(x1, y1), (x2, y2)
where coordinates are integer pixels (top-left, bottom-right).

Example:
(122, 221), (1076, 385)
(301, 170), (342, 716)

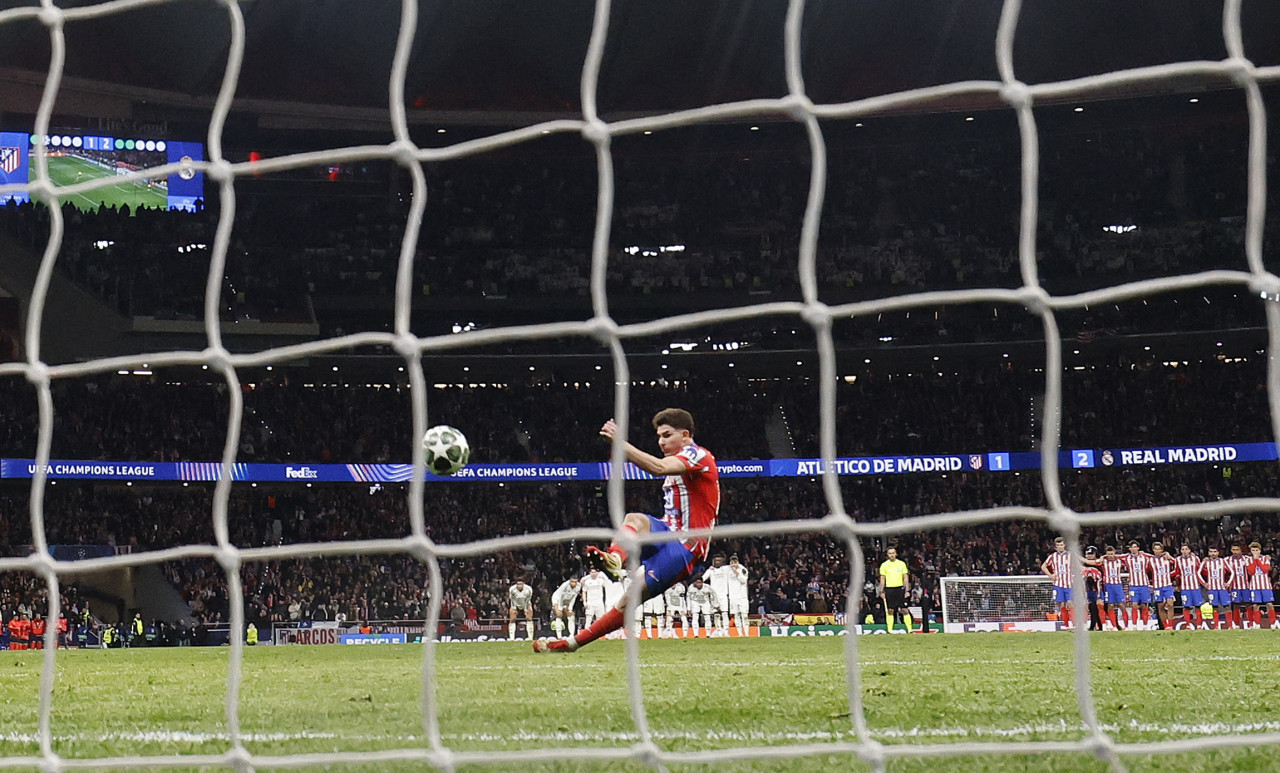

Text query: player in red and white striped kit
(1246, 542), (1276, 629)
(1041, 537), (1075, 630)
(1091, 545), (1128, 630)
(536, 408), (719, 654)
(1173, 543), (1207, 630)
(1124, 541), (1155, 630)
(1149, 542), (1177, 630)
(1199, 546), (1236, 630)
(1227, 543), (1252, 629)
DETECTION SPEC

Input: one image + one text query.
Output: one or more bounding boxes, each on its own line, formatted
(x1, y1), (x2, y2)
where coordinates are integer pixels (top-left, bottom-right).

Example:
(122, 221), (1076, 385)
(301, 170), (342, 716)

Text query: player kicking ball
(534, 408), (719, 653)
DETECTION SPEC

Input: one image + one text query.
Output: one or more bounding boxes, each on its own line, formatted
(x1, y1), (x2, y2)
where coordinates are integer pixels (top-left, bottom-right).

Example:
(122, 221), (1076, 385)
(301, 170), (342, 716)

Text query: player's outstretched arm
(599, 418), (686, 476)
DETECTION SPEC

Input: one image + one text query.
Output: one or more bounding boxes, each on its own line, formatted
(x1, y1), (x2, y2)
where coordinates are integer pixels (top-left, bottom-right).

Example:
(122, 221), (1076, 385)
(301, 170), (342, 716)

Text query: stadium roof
(0, 0), (1277, 144)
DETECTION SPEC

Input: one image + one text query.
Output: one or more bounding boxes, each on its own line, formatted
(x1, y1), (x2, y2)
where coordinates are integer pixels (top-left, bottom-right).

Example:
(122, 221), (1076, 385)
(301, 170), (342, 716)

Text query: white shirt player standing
(664, 581), (688, 638)
(508, 580), (535, 641)
(641, 582), (666, 639)
(551, 577), (581, 638)
(704, 556), (732, 636)
(686, 577), (718, 638)
(727, 555), (750, 637)
(580, 568), (609, 629)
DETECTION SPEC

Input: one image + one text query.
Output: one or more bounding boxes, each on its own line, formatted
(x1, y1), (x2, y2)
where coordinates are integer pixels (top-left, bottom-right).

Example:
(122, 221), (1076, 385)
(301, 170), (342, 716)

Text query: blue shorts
(1087, 590), (1099, 604)
(1252, 589), (1275, 605)
(1231, 589), (1250, 605)
(1153, 586), (1175, 603)
(1180, 589), (1205, 608)
(1054, 586), (1072, 604)
(1104, 584), (1126, 605)
(1128, 586), (1152, 604)
(638, 515), (701, 598)
(1208, 589), (1233, 608)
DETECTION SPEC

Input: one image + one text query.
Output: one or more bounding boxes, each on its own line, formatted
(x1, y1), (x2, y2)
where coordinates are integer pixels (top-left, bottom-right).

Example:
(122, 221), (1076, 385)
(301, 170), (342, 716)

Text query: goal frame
(939, 575), (1058, 632)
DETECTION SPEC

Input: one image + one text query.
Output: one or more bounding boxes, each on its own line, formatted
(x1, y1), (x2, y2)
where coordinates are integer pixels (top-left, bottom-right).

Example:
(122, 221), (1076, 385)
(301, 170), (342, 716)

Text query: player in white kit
(550, 576), (581, 638)
(686, 577), (718, 638)
(508, 579), (535, 641)
(704, 555), (732, 636)
(609, 575), (632, 640)
(580, 568), (609, 629)
(664, 581), (688, 638)
(641, 587), (666, 639)
(727, 554), (750, 637)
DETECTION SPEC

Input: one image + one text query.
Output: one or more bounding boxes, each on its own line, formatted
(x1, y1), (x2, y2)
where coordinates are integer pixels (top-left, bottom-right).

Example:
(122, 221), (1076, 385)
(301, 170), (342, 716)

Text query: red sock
(1194, 608), (1203, 627)
(1212, 609), (1221, 629)
(1061, 607), (1071, 625)
(1108, 609), (1118, 628)
(608, 524), (639, 564)
(1183, 609), (1192, 627)
(574, 607), (626, 648)
(1252, 609), (1262, 627)
(1140, 607), (1150, 625)
(1232, 609), (1242, 628)
(1269, 608), (1277, 628)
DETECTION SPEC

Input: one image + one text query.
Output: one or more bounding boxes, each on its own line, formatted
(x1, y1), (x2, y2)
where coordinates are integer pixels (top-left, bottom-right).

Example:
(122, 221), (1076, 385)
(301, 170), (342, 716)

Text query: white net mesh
(0, 0), (1278, 770)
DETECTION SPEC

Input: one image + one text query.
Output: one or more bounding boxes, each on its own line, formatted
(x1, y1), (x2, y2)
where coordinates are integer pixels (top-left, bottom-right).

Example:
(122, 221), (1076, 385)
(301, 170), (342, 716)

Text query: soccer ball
(422, 425), (470, 476)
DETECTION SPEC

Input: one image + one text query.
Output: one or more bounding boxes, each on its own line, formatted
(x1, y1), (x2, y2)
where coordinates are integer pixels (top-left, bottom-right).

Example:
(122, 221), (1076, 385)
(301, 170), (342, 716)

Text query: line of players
(508, 555), (751, 641)
(1043, 537), (1277, 631)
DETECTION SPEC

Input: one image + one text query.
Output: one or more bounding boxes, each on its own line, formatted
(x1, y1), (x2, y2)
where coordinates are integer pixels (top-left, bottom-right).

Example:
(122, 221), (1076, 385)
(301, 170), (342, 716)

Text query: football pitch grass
(46, 154), (168, 212)
(1, 633), (1278, 771)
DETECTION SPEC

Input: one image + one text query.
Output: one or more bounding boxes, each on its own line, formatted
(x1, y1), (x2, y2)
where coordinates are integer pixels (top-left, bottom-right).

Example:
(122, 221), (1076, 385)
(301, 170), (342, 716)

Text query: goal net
(0, 0), (1278, 770)
(940, 576), (1056, 632)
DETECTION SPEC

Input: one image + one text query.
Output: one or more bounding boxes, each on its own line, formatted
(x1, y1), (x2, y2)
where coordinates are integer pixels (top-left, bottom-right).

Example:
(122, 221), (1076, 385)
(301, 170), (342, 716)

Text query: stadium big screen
(0, 129), (204, 212)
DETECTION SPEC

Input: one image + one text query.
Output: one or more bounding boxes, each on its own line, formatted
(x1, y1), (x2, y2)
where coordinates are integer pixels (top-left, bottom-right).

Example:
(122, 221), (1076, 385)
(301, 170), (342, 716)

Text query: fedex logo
(285, 466), (319, 479)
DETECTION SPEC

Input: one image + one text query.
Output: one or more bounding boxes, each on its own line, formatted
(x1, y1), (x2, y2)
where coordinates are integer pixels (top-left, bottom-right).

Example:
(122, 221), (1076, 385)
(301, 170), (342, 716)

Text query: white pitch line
(5, 720), (1280, 746)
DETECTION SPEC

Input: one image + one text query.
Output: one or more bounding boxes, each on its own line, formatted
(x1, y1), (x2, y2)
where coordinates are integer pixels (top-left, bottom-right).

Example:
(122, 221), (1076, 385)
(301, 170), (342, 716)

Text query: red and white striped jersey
(1174, 554), (1203, 590)
(1149, 553), (1176, 588)
(1083, 566), (1102, 590)
(1200, 557), (1234, 591)
(1247, 555), (1273, 591)
(1227, 554), (1251, 590)
(1043, 551), (1072, 588)
(660, 443), (720, 562)
(1123, 552), (1154, 588)
(1100, 555), (1126, 585)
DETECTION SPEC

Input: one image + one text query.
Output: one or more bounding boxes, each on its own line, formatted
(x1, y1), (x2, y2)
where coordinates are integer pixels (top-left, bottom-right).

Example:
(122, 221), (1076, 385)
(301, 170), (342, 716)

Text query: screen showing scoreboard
(0, 129), (204, 213)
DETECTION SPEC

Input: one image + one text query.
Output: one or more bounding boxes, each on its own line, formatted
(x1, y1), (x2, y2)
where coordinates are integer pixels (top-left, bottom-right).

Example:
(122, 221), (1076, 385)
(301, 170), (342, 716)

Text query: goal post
(939, 575), (1059, 633)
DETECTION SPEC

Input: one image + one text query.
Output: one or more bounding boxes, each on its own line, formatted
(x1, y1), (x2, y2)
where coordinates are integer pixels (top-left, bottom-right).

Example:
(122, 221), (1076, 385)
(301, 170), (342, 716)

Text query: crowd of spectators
(2, 113), (1278, 641)
(3, 452), (1276, 636)
(0, 356), (1266, 467)
(0, 122), (1272, 344)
